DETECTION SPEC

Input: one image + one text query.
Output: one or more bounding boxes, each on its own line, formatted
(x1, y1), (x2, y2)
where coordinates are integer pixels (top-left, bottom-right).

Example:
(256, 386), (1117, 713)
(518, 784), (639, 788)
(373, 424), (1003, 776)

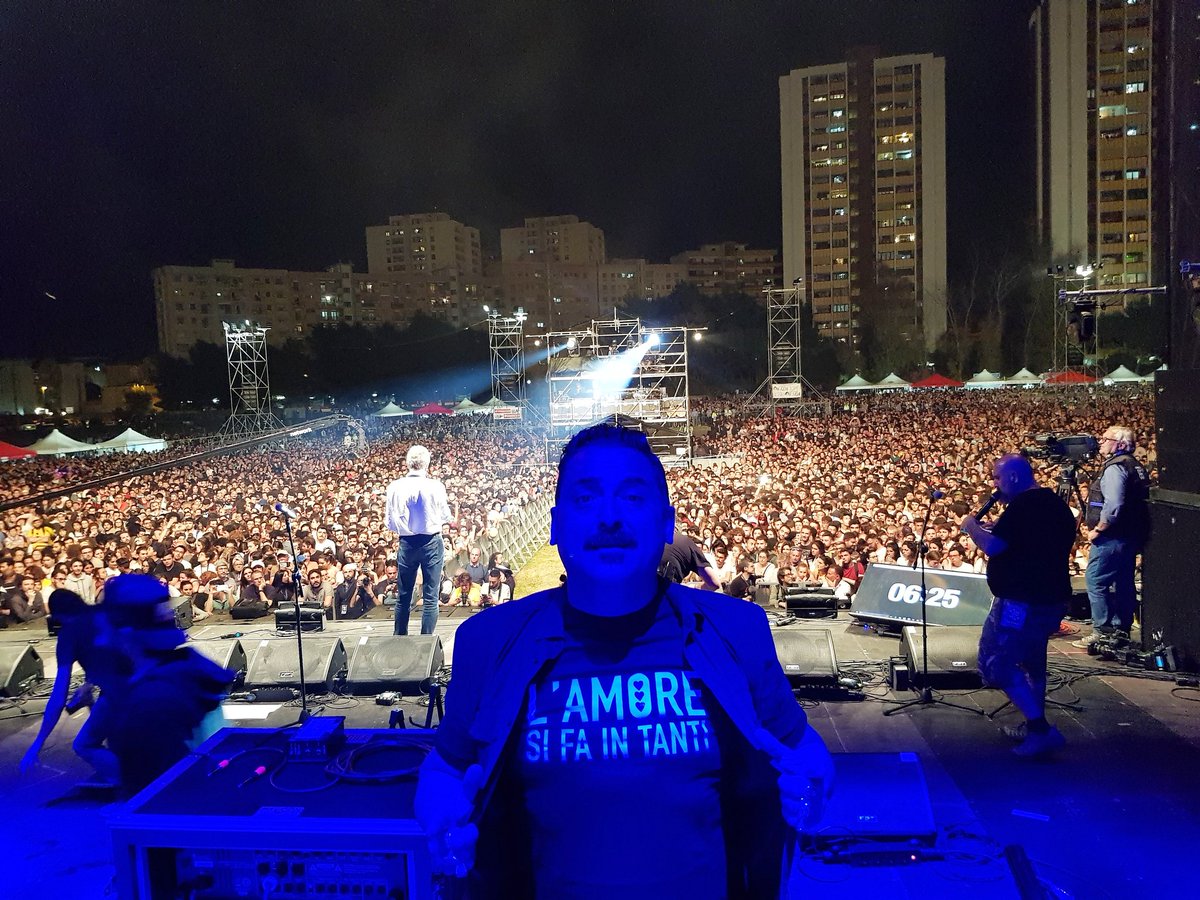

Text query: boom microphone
(274, 502), (299, 519)
(929, 489), (945, 500)
(975, 492), (1002, 520)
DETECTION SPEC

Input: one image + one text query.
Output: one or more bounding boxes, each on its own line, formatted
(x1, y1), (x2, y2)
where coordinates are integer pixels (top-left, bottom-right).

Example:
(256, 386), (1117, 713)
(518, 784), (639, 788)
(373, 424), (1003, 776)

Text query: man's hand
(19, 741), (43, 776)
(755, 726), (835, 831)
(415, 756), (485, 877)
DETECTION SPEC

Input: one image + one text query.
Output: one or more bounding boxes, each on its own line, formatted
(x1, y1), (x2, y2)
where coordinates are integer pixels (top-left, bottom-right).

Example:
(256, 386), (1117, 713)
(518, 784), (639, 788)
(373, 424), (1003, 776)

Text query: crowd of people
(0, 418), (552, 625)
(677, 387), (1154, 602)
(0, 387), (1154, 627)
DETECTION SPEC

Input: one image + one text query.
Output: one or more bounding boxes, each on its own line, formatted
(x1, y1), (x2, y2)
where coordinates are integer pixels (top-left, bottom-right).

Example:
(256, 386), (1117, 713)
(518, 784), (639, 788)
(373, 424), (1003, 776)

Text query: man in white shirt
(385, 445), (453, 635)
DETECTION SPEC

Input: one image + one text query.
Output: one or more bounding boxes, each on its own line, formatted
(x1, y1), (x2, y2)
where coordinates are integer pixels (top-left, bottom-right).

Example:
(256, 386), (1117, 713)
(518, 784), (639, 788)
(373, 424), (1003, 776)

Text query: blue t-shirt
(514, 590), (731, 898)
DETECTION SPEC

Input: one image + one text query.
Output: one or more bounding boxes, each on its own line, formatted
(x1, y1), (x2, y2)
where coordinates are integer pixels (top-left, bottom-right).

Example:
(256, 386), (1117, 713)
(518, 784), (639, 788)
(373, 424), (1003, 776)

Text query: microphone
(273, 502), (299, 519)
(929, 489), (945, 500)
(975, 492), (1002, 520)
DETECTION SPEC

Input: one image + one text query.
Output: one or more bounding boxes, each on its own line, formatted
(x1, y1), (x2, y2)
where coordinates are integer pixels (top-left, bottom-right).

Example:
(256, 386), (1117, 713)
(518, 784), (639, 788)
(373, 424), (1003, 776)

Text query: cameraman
(373, 559), (399, 607)
(1075, 425), (1150, 648)
(331, 562), (377, 620)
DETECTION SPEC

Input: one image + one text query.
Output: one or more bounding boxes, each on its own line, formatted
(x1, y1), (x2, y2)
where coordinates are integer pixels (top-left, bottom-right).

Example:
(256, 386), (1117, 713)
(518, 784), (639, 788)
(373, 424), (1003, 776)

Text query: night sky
(2, 0), (1039, 359)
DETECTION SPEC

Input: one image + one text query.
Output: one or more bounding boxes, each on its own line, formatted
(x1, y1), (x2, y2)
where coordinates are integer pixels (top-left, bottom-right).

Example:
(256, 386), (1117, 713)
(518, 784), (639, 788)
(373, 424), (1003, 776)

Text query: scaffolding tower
(544, 316), (693, 462)
(219, 321), (282, 436)
(745, 283), (829, 417)
(487, 307), (529, 410)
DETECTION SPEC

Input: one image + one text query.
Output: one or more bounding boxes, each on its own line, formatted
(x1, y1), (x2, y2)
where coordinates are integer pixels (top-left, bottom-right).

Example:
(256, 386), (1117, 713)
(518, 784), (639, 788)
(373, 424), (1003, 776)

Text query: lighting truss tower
(746, 283), (828, 416)
(544, 316), (693, 462)
(219, 321), (282, 436)
(487, 307), (528, 408)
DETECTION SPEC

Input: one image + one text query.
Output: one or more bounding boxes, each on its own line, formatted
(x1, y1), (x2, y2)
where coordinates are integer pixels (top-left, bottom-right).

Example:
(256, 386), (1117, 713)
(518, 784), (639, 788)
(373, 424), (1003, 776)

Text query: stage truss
(544, 316), (693, 462)
(487, 307), (529, 413)
(1056, 284), (1168, 378)
(219, 321), (282, 436)
(746, 284), (829, 417)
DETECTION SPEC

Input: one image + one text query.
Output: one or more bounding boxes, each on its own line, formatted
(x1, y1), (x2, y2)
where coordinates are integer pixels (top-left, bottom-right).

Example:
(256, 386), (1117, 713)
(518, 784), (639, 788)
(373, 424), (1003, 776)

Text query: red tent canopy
(1043, 370), (1096, 384)
(412, 403), (454, 415)
(911, 373), (965, 388)
(0, 440), (36, 460)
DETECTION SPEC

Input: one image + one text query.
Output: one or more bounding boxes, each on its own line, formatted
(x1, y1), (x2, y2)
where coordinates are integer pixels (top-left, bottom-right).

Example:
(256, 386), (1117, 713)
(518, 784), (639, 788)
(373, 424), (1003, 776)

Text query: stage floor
(3, 605), (1198, 899)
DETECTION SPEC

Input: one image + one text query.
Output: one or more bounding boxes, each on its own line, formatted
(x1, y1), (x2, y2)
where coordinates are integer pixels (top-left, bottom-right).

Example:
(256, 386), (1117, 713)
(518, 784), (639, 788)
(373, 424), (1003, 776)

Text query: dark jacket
(107, 648), (234, 794)
(429, 581), (807, 898)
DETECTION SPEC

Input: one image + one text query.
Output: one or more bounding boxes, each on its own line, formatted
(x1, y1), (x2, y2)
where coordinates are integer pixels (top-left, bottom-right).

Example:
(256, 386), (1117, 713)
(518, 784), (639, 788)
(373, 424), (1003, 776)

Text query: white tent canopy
(452, 398), (488, 416)
(835, 374), (876, 392)
(93, 428), (166, 454)
(29, 428), (93, 455)
(965, 369), (1005, 389)
(1104, 364), (1141, 383)
(374, 401), (412, 417)
(1004, 368), (1042, 386)
(874, 372), (911, 390)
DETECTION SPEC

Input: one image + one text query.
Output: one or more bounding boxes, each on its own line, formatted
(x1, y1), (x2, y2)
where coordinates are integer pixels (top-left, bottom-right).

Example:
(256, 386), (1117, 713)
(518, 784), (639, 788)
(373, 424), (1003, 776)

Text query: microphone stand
(884, 491), (983, 718)
(280, 509), (320, 723)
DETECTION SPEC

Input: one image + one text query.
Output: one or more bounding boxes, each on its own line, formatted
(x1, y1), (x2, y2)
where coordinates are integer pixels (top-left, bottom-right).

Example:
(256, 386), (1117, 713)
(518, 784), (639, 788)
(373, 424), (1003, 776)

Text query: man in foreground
(100, 574), (234, 795)
(416, 423), (833, 897)
(961, 454), (1076, 758)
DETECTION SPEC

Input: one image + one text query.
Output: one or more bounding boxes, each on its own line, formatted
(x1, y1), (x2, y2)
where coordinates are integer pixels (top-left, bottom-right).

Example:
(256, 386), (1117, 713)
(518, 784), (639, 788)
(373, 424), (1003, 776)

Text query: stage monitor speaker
(771, 629), (839, 689)
(274, 604), (325, 632)
(1142, 494), (1200, 672)
(244, 637), (347, 694)
(172, 596), (194, 630)
(783, 586), (839, 618)
(186, 638), (249, 680)
(344, 635), (444, 694)
(0, 645), (44, 697)
(901, 626), (983, 690)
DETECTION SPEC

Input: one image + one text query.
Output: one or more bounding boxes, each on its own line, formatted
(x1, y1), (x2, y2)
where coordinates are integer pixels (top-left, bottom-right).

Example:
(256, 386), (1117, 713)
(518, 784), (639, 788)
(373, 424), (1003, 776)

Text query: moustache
(585, 534), (637, 550)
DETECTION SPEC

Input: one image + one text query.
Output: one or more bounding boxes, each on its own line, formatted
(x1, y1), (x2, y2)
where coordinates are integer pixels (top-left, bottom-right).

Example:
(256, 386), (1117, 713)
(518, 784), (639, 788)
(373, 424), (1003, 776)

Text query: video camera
(1021, 433), (1099, 465)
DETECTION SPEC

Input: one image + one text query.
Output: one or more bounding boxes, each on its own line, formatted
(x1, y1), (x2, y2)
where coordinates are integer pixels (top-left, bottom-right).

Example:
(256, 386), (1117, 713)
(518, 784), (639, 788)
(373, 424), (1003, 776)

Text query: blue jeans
(395, 533), (443, 635)
(1085, 536), (1137, 633)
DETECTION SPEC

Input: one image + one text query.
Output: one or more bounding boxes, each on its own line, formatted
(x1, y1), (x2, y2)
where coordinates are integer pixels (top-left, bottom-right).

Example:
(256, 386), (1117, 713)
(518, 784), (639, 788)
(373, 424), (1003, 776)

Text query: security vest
(1086, 452), (1150, 543)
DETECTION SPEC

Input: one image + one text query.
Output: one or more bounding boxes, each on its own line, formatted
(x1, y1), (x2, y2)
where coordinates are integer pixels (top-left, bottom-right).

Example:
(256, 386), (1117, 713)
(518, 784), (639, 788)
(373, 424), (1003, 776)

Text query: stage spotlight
(693, 332), (703, 342)
(567, 337), (578, 350)
(645, 333), (660, 346)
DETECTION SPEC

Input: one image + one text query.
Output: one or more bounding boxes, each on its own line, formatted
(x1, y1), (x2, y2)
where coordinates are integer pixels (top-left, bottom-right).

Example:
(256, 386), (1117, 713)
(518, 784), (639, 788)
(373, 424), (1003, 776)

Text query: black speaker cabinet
(901, 626), (983, 689)
(1142, 493), (1200, 672)
(0, 645), (44, 697)
(771, 629), (839, 689)
(244, 636), (347, 693)
(344, 635), (445, 694)
(1155, 371), (1200, 494)
(186, 638), (249, 681)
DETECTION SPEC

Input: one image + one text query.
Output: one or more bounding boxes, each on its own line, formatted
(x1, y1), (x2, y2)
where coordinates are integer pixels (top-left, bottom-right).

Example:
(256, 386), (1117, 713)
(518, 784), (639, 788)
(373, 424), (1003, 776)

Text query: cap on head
(102, 574), (186, 649)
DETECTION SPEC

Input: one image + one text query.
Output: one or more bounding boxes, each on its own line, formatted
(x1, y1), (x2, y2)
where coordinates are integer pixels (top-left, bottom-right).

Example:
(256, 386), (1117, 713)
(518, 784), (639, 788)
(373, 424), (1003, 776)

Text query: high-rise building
(500, 215), (606, 266)
(365, 212), (482, 280)
(780, 49), (947, 352)
(1031, 0), (1158, 287)
(153, 259), (461, 357)
(489, 216), (609, 329)
(669, 243), (782, 297)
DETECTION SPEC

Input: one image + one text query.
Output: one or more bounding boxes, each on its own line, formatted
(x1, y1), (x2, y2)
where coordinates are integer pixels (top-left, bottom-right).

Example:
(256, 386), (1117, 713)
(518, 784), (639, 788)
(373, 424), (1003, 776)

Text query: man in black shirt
(961, 454), (1076, 758)
(658, 527), (720, 589)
